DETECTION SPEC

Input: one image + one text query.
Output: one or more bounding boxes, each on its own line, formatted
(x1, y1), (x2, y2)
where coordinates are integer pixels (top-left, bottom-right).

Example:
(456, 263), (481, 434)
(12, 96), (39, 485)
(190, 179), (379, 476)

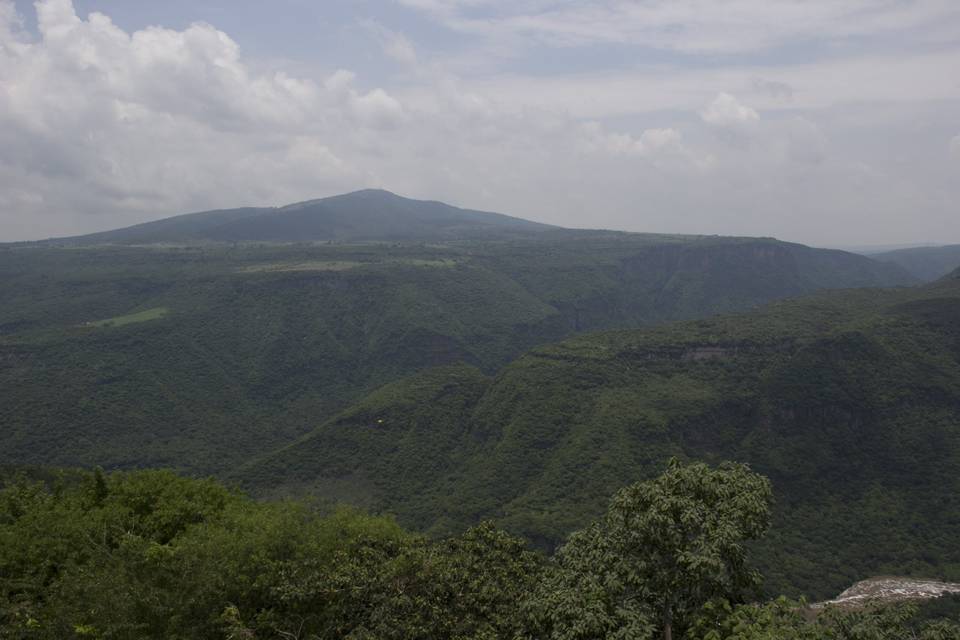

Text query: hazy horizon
(5, 187), (955, 253)
(2, 0), (959, 246)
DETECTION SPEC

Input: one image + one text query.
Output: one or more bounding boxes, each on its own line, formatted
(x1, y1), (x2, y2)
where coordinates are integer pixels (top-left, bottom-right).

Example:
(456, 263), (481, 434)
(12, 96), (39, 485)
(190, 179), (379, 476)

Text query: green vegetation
(242, 275), (960, 599)
(4, 192), (957, 632)
(87, 307), (169, 328)
(0, 215), (937, 605)
(696, 598), (960, 640)
(3, 463), (956, 639)
(239, 258), (457, 273)
(525, 460), (772, 640)
(872, 244), (960, 282)
(0, 232), (909, 478)
(918, 595), (960, 626)
(238, 260), (364, 272)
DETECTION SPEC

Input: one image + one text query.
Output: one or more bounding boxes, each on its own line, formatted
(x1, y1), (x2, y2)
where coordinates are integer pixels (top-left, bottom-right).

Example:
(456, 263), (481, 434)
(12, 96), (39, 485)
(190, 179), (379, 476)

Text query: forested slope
(242, 274), (960, 599)
(0, 235), (912, 474)
(872, 244), (960, 282)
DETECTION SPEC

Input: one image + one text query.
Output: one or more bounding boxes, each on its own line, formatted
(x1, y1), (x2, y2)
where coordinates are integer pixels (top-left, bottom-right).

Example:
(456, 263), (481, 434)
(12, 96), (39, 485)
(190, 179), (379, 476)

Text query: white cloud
(700, 93), (760, 127)
(398, 0), (960, 54)
(325, 69), (407, 128)
(384, 34), (417, 65)
(423, 50), (960, 122)
(751, 77), (793, 101)
(360, 19), (419, 65)
(951, 135), (960, 160)
(0, 0), (412, 238)
(350, 88), (406, 128)
(576, 122), (707, 170)
(0, 0), (958, 246)
(373, 24), (418, 65)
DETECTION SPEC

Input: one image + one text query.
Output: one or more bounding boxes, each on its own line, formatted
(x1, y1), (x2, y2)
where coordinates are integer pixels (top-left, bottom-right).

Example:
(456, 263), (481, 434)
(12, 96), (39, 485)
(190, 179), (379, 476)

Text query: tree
(693, 599), (960, 640)
(273, 521), (542, 639)
(525, 458), (773, 640)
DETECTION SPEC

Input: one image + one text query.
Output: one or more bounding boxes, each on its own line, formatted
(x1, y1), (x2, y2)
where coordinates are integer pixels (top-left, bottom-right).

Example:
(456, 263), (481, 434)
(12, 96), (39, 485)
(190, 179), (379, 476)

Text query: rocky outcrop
(813, 577), (960, 609)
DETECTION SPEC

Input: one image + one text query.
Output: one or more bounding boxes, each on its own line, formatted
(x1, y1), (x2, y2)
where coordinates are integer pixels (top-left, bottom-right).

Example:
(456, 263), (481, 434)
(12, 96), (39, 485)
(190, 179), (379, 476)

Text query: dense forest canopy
(2, 463), (958, 639)
(0, 236), (912, 476)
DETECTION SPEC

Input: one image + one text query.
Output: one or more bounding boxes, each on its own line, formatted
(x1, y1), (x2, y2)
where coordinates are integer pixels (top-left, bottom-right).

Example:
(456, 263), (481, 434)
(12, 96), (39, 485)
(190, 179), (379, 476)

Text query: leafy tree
(6, 465), (960, 640)
(687, 597), (819, 640)
(697, 599), (960, 640)
(270, 521), (542, 639)
(525, 459), (772, 640)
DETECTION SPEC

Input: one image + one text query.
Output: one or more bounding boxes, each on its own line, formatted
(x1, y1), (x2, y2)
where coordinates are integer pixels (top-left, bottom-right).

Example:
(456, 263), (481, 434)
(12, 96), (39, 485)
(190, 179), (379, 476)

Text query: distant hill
(48, 189), (555, 245)
(239, 274), (960, 599)
(871, 244), (960, 282)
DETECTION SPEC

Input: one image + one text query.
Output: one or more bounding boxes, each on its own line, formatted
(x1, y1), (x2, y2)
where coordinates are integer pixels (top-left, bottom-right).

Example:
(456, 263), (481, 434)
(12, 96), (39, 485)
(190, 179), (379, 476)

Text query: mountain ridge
(41, 189), (557, 246)
(871, 244), (960, 282)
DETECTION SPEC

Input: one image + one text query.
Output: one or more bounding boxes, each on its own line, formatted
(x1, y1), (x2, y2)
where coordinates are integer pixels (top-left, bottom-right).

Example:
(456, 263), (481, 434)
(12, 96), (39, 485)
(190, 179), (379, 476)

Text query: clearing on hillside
(87, 307), (169, 328)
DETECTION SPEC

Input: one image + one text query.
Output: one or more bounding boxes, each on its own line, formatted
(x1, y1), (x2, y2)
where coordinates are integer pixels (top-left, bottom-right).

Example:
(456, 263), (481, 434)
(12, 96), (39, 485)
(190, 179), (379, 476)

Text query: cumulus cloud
(579, 122), (676, 155)
(575, 123), (712, 172)
(700, 93), (760, 127)
(0, 0), (958, 246)
(324, 70), (407, 128)
(0, 0), (411, 237)
(0, 0), (723, 240)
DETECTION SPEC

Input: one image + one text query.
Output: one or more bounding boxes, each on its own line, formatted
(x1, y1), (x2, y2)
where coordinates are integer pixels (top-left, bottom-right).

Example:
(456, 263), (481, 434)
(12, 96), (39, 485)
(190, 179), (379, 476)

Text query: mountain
(0, 233), (914, 476)
(871, 244), (960, 282)
(48, 189), (555, 245)
(836, 243), (941, 254)
(0, 196), (932, 600)
(238, 274), (960, 599)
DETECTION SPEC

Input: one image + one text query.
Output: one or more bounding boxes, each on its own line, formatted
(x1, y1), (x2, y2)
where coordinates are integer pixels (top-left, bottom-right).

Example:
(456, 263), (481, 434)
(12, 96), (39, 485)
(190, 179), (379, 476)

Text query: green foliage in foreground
(0, 468), (538, 639)
(523, 460), (772, 640)
(2, 463), (957, 639)
(696, 598), (960, 640)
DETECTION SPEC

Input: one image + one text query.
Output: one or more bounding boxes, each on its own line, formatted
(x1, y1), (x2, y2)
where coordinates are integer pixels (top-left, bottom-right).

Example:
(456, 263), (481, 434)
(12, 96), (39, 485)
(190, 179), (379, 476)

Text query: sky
(1, 0), (959, 245)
